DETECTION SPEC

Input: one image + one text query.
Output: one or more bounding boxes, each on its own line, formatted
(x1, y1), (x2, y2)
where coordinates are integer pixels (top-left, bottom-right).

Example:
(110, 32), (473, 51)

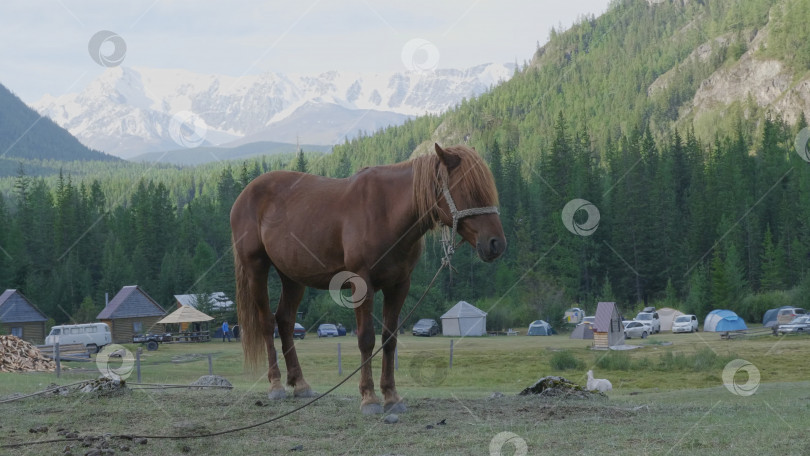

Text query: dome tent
(762, 306), (791, 328)
(703, 309), (747, 332)
(527, 320), (553, 336)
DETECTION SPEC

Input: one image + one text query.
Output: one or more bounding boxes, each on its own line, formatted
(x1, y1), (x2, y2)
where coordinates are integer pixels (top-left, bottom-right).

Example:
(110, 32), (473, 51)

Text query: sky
(0, 0), (613, 104)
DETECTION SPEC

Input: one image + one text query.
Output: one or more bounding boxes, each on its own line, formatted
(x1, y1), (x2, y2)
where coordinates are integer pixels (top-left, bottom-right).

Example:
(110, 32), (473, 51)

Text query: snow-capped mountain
(33, 64), (514, 159)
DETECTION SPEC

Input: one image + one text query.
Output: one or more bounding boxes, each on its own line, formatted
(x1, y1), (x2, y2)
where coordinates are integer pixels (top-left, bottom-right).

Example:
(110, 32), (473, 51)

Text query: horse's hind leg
(249, 262), (287, 400)
(275, 274), (316, 397)
(233, 225), (286, 399)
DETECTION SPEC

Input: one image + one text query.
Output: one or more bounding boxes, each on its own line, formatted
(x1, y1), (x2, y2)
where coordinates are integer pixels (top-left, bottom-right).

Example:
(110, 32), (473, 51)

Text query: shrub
(738, 291), (791, 323)
(549, 350), (584, 370)
(657, 348), (735, 372)
(594, 351), (632, 371)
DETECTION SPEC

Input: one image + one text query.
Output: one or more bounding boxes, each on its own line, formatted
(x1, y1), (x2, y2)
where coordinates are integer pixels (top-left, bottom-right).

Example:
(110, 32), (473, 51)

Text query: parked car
(777, 316), (810, 335)
(776, 307), (806, 325)
(293, 323), (306, 339)
(45, 323), (112, 354)
(634, 311), (661, 334)
(412, 319), (440, 336)
(672, 314), (699, 333)
(317, 324), (339, 338)
(581, 316), (596, 326)
(624, 321), (650, 339)
(274, 322), (307, 339)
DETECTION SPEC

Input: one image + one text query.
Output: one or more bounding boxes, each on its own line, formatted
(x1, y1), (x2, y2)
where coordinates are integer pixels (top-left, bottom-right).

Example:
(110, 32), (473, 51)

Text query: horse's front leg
(353, 280), (381, 414)
(380, 280), (409, 413)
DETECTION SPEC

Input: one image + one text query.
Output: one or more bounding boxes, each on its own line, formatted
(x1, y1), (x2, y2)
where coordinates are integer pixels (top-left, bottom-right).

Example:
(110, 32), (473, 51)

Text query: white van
(45, 323), (112, 353)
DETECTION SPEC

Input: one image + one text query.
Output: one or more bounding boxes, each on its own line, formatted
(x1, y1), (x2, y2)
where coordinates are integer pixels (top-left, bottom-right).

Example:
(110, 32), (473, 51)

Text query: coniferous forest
(2, 0), (810, 332)
(2, 112), (809, 332)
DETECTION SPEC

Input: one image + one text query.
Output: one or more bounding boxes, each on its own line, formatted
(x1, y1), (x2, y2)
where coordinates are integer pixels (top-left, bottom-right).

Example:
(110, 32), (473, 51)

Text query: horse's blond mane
(409, 145), (499, 227)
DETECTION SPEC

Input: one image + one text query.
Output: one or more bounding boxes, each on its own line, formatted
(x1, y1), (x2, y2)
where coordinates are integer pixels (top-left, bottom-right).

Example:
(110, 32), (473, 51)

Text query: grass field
(2, 331), (809, 455)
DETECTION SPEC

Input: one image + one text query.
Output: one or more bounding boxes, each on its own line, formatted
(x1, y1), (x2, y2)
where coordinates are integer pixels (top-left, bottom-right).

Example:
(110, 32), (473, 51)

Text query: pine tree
(685, 265), (708, 317)
(710, 250), (729, 310)
(759, 225), (784, 291)
(724, 243), (748, 305)
(294, 149), (309, 174)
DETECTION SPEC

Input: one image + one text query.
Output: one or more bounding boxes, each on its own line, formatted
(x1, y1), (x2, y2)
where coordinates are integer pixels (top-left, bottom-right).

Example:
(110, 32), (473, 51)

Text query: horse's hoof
(361, 403), (384, 415)
(267, 389), (287, 400)
(294, 389), (319, 398)
(384, 402), (407, 413)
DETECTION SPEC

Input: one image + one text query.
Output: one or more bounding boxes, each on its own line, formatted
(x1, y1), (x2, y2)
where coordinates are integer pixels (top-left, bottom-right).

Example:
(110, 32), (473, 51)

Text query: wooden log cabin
(96, 285), (166, 343)
(0, 289), (48, 344)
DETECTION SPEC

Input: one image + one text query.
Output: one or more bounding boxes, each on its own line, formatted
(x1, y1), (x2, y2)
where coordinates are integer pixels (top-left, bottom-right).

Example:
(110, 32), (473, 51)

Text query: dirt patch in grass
(0, 389), (657, 455)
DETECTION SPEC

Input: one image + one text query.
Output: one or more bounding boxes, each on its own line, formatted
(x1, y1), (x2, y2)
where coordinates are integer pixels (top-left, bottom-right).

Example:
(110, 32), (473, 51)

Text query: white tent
(658, 307), (685, 331)
(440, 301), (487, 336)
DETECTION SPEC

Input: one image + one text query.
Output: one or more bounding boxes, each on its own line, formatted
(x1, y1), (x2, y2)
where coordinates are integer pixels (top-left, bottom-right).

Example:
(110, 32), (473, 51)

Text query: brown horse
(230, 143), (506, 414)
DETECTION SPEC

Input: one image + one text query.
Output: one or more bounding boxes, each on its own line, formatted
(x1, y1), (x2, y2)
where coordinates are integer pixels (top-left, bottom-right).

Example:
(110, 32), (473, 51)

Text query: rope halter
(438, 166), (500, 268)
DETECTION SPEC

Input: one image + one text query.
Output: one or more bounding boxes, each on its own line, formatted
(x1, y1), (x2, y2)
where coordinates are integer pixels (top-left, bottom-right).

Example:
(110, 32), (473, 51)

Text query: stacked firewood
(0, 335), (56, 372)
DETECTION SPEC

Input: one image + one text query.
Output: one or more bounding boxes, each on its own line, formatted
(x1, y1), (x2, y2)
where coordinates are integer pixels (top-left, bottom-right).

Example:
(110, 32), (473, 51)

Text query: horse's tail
(234, 236), (265, 372)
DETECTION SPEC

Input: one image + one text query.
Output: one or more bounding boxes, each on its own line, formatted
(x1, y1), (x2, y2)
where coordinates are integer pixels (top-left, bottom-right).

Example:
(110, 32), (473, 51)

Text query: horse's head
(434, 143), (506, 262)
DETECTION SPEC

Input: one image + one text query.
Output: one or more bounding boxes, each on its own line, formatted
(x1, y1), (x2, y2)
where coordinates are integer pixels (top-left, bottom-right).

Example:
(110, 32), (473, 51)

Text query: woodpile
(0, 335), (56, 372)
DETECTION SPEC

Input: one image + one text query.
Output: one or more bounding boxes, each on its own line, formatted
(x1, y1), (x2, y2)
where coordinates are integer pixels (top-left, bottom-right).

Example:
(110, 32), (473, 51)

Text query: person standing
(232, 323), (240, 341)
(222, 321), (231, 342)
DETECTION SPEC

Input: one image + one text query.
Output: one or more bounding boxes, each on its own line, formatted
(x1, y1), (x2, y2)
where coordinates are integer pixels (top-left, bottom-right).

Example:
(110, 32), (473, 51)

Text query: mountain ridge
(32, 63), (515, 159)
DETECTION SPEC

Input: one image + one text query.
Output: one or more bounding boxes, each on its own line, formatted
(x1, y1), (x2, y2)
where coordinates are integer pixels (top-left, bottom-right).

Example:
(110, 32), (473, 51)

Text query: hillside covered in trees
(1, 0), (810, 331)
(0, 84), (118, 177)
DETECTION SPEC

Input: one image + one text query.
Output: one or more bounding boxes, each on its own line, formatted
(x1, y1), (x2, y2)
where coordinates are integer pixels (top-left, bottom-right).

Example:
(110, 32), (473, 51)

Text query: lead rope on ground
(0, 380), (90, 404)
(0, 263), (448, 450)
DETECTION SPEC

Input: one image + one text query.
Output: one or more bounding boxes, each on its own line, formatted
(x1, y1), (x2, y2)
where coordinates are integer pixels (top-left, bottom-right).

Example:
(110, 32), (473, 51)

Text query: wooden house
(593, 301), (624, 349)
(0, 289), (48, 344)
(96, 286), (166, 343)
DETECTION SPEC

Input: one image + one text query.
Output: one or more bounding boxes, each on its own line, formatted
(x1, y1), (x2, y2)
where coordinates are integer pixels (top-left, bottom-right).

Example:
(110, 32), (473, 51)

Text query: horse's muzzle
(477, 236), (506, 262)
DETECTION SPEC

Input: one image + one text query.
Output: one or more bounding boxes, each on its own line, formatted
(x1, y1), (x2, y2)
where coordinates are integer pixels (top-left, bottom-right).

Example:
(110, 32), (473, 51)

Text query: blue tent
(704, 310), (747, 332)
(762, 306), (791, 328)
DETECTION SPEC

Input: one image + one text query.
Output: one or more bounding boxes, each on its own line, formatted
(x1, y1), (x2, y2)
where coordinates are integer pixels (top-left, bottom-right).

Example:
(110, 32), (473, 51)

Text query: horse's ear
(435, 143), (461, 170)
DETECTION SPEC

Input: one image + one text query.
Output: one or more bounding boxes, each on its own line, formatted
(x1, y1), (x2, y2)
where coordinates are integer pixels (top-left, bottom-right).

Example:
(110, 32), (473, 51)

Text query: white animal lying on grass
(586, 370), (612, 392)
